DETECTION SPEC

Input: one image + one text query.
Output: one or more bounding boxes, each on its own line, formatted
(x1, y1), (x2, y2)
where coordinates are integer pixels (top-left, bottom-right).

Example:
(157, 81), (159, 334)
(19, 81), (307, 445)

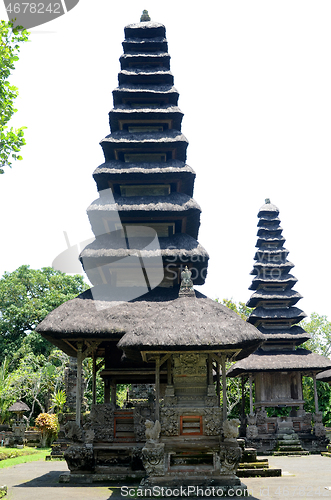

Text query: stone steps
(273, 450), (309, 456)
(238, 467), (282, 477)
(238, 460), (269, 469)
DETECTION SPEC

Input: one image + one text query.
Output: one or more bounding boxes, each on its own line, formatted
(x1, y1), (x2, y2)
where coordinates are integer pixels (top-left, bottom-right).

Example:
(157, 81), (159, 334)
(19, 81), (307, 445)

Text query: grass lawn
(0, 447), (51, 469)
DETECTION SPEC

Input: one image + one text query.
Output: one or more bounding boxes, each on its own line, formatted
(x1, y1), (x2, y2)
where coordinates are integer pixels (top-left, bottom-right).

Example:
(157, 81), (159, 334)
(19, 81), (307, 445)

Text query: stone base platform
(59, 471), (145, 483)
(237, 460), (282, 477)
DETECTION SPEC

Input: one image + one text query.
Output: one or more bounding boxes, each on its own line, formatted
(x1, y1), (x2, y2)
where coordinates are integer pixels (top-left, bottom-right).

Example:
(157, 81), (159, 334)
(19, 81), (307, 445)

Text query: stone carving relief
(141, 445), (165, 476)
(256, 407), (268, 434)
(246, 414), (258, 439)
(145, 420), (161, 442)
(141, 419), (165, 477)
(88, 404), (114, 442)
(204, 408), (222, 436)
(64, 421), (84, 442)
(64, 444), (94, 472)
(173, 353), (207, 377)
(219, 443), (242, 476)
(133, 409), (146, 442)
(314, 412), (326, 437)
(160, 408), (179, 436)
(223, 419), (240, 442)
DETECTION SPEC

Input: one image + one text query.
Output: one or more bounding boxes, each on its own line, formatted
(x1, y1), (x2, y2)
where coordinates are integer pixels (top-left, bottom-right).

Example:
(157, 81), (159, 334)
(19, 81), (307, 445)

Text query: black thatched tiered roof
(37, 14), (264, 384)
(228, 200), (331, 377)
(36, 287), (264, 361)
(78, 17), (208, 287)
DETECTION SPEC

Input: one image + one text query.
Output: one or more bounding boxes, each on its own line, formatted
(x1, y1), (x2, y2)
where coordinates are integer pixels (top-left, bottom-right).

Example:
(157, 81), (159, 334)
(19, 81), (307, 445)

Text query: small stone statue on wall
(145, 419), (161, 444)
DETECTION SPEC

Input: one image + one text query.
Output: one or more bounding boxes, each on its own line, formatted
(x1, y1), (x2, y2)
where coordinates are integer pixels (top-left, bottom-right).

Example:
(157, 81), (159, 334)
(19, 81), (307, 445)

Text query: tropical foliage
(0, 20), (29, 174)
(0, 266), (88, 424)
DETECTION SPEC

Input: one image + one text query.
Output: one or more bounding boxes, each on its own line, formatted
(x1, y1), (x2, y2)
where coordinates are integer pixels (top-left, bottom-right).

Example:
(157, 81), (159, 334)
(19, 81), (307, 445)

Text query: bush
(35, 413), (58, 447)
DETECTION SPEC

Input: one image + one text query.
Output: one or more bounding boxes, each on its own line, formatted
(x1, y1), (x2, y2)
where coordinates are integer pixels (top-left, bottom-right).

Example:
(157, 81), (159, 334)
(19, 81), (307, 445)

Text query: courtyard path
(0, 454), (331, 499)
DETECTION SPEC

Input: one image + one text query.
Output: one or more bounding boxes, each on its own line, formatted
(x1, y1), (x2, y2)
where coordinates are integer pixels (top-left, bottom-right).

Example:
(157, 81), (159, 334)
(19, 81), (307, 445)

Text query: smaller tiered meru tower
(79, 11), (208, 292)
(228, 199), (331, 453)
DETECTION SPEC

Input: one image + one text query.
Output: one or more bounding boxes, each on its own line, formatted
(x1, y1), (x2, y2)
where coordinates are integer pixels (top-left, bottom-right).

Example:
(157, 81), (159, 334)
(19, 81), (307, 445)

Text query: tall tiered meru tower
(79, 11), (208, 292)
(36, 13), (264, 488)
(228, 200), (331, 453)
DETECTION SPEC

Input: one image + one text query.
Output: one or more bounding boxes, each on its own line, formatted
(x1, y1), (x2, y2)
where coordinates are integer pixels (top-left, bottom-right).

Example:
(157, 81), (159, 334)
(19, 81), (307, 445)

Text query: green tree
(221, 298), (252, 320)
(301, 312), (331, 357)
(0, 265), (89, 361)
(0, 20), (29, 174)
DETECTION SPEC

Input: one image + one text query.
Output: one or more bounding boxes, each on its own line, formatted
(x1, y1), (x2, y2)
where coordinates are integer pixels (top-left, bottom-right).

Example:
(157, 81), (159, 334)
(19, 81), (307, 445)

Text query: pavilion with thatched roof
(227, 200), (331, 453)
(36, 12), (263, 491)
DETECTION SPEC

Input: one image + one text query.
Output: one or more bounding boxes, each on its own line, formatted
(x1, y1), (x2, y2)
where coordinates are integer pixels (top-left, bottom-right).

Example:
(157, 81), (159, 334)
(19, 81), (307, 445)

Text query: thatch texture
(247, 289), (302, 307)
(87, 192), (201, 214)
(120, 53), (171, 70)
(118, 69), (174, 86)
(109, 106), (183, 132)
(248, 306), (306, 323)
(316, 369), (331, 382)
(249, 274), (298, 290)
(117, 294), (264, 359)
(124, 21), (166, 39)
(258, 201), (279, 217)
(227, 348), (331, 377)
(257, 325), (310, 343)
(101, 129), (188, 146)
(8, 400), (30, 412)
(80, 233), (208, 261)
(36, 287), (263, 360)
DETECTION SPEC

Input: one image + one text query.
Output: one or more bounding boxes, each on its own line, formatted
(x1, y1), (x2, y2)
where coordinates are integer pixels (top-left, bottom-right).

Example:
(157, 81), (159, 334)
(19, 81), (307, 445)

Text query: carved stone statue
(246, 413), (258, 439)
(223, 419), (240, 442)
(314, 411), (326, 437)
(179, 266), (195, 297)
(145, 420), (161, 444)
(141, 420), (165, 478)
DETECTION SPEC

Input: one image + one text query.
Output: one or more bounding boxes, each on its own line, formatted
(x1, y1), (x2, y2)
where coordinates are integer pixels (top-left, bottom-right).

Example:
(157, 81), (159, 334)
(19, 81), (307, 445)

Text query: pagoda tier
(79, 20), (208, 287)
(245, 200), (306, 343)
(228, 199), (331, 400)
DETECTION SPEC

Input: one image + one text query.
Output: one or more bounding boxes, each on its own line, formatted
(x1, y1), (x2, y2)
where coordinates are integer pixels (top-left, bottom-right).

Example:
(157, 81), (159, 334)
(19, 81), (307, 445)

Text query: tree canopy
(0, 265), (89, 423)
(0, 265), (89, 361)
(0, 20), (29, 174)
(301, 312), (331, 358)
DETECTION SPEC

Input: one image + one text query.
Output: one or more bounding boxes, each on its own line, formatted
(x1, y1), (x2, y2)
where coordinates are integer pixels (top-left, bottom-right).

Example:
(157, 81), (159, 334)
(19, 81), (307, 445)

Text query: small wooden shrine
(228, 200), (331, 453)
(36, 12), (263, 492)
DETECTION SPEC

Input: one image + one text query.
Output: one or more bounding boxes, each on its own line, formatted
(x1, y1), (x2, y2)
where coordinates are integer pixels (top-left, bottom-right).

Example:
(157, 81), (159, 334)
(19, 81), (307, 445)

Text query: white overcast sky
(0, 1), (330, 319)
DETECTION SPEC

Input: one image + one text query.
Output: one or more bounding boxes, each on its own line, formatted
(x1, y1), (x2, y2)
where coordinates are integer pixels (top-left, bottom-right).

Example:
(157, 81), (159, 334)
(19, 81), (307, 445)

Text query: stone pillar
(76, 342), (83, 427)
(155, 356), (160, 421)
(92, 354), (97, 405)
(111, 380), (116, 406)
(216, 361), (220, 407)
(221, 354), (227, 421)
(249, 374), (254, 415)
(104, 379), (110, 404)
(167, 357), (172, 385)
(313, 372), (319, 413)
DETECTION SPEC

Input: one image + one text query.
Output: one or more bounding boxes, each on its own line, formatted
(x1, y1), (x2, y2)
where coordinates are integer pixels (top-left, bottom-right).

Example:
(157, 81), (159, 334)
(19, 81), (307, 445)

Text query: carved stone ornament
(64, 421), (84, 442)
(246, 413), (258, 439)
(160, 408), (179, 436)
(173, 353), (206, 376)
(141, 443), (165, 476)
(204, 408), (222, 436)
(314, 412), (326, 437)
(88, 404), (114, 442)
(219, 443), (242, 476)
(256, 407), (267, 424)
(223, 419), (240, 442)
(64, 444), (95, 472)
(179, 266), (195, 297)
(145, 419), (161, 444)
(133, 410), (146, 442)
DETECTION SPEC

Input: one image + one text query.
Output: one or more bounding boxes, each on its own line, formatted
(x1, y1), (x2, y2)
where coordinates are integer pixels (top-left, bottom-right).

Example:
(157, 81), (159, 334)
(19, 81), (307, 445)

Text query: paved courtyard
(0, 455), (331, 500)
